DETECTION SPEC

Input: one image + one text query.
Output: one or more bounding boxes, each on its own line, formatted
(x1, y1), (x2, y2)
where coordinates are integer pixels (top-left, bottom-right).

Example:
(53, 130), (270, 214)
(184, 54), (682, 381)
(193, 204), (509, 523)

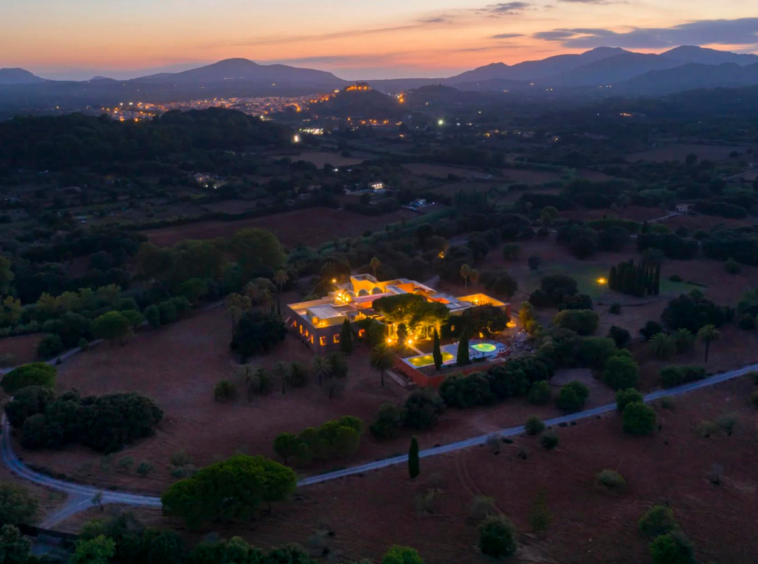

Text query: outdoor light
(438, 119), (444, 126)
(293, 134), (300, 143)
(597, 277), (607, 285)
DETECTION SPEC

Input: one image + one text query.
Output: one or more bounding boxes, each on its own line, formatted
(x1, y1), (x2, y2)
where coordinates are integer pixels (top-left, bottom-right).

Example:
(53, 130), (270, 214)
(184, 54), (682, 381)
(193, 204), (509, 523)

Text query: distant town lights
(293, 134), (301, 143)
(438, 119), (444, 126)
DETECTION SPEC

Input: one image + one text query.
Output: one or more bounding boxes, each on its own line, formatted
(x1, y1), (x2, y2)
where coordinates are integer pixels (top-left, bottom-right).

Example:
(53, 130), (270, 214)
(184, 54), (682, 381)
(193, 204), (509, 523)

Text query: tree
(370, 403), (404, 439)
(478, 515), (517, 559)
(339, 318), (354, 355)
(178, 278), (209, 304)
(382, 546), (424, 564)
(273, 361), (290, 395)
(230, 228), (286, 279)
(527, 381), (551, 404)
(616, 388), (644, 412)
(214, 380), (237, 402)
(311, 355), (331, 387)
(623, 402), (657, 436)
(541, 431), (559, 450)
(697, 324), (719, 362)
(649, 333), (676, 359)
(528, 255), (542, 270)
(0, 524), (32, 563)
(370, 257), (381, 278)
(553, 309), (599, 336)
(161, 455), (296, 528)
(432, 329), (443, 371)
(525, 414), (546, 435)
(370, 345), (394, 387)
(91, 311), (132, 346)
(556, 381), (589, 412)
(0, 255), (14, 295)
(403, 390), (445, 430)
(144, 305), (161, 328)
(673, 328), (695, 353)
(230, 310), (287, 362)
(406, 436), (421, 480)
(274, 433), (305, 465)
(502, 244), (520, 260)
(273, 269), (289, 313)
(649, 532), (697, 564)
(529, 490), (552, 536)
(71, 535), (116, 564)
(457, 329), (470, 366)
(3, 386), (54, 429)
(603, 354), (640, 390)
(639, 505), (678, 538)
(608, 326), (631, 348)
(225, 293), (252, 336)
(460, 264), (471, 288)
(37, 334), (64, 359)
(470, 269), (480, 286)
(1, 363), (57, 394)
(0, 484), (38, 527)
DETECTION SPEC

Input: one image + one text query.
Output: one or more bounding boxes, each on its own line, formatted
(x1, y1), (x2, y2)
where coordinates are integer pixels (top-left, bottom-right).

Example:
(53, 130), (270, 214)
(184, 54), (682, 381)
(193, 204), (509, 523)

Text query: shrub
(403, 390), (445, 430)
(370, 403), (404, 439)
(603, 354), (639, 391)
(553, 309), (599, 336)
(659, 396), (674, 409)
(556, 381), (589, 412)
(440, 373), (495, 409)
(640, 321), (664, 341)
(0, 483), (39, 526)
(527, 381), (551, 404)
(639, 505), (677, 538)
(540, 431), (559, 450)
(213, 380), (237, 402)
(659, 366), (706, 388)
(715, 413), (739, 436)
(470, 496), (497, 520)
(4, 386), (54, 428)
(607, 325), (631, 348)
(1, 363), (57, 394)
(574, 337), (617, 369)
(595, 469), (626, 492)
(136, 461), (154, 476)
(478, 515), (517, 559)
(144, 305), (161, 328)
(382, 546), (424, 564)
(649, 532), (697, 564)
(608, 303), (621, 315)
(616, 388), (644, 413)
(524, 416), (545, 436)
(230, 310), (287, 362)
(622, 402), (657, 436)
(37, 334), (65, 359)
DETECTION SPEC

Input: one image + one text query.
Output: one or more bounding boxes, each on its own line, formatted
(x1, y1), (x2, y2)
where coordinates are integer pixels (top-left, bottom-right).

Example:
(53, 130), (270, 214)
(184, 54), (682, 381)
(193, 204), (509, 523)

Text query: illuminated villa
(286, 274), (509, 353)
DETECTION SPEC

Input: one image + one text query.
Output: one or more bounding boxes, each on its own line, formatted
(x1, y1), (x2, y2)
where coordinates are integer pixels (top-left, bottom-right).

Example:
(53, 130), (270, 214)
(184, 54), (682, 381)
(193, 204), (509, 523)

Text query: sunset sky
(2, 0), (758, 80)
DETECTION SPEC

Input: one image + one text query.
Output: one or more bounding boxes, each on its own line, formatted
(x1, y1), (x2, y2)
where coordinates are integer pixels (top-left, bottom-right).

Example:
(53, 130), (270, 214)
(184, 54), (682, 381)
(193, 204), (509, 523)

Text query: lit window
(358, 329), (366, 338)
(320, 336), (327, 346)
(310, 335), (314, 344)
(333, 334), (340, 344)
(299, 324), (303, 334)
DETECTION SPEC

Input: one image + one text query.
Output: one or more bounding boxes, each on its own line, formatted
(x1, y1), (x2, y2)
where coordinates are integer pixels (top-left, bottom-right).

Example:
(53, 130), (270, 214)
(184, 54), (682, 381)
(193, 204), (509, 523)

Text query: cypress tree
(609, 266), (618, 291)
(457, 329), (470, 366)
(340, 318), (353, 355)
(432, 329), (443, 371)
(408, 436), (420, 479)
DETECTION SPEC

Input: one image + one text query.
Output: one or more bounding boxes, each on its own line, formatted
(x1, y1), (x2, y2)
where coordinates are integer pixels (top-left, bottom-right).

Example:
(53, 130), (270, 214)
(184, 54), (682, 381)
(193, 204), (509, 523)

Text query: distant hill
(619, 62), (758, 95)
(663, 46), (758, 66)
(449, 47), (628, 84)
(136, 58), (346, 87)
(0, 68), (45, 85)
(542, 52), (684, 87)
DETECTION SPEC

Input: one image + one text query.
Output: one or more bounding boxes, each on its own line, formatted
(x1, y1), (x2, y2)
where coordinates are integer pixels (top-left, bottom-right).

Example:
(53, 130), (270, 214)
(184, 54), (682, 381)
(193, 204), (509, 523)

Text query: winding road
(3, 362), (756, 528)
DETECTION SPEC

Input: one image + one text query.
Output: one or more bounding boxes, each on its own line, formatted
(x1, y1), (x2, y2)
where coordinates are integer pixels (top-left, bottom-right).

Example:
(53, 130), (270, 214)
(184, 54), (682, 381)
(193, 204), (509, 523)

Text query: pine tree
(408, 436), (420, 479)
(432, 329), (443, 371)
(457, 329), (470, 366)
(340, 318), (353, 355)
(654, 263), (661, 295)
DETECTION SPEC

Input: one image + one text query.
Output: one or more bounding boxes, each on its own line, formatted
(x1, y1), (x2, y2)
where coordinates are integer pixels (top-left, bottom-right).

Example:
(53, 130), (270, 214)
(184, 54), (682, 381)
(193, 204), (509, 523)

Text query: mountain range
(2, 46), (758, 108)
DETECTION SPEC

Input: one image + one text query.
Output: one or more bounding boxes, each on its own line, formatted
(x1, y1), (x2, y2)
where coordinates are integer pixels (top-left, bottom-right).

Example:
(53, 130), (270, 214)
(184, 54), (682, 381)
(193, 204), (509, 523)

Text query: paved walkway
(2, 361), (756, 527)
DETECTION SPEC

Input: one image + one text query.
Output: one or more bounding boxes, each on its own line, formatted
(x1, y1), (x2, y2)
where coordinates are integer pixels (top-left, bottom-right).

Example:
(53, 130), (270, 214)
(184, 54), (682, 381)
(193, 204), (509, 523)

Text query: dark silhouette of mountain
(542, 52), (684, 86)
(134, 58), (346, 87)
(618, 62), (758, 95)
(87, 76), (116, 83)
(663, 46), (758, 66)
(0, 68), (45, 85)
(448, 47), (627, 84)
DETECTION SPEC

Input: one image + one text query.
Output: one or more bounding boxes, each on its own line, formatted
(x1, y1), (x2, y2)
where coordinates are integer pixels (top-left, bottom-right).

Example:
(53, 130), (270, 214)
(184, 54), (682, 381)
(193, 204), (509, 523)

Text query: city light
(438, 119), (444, 126)
(293, 134), (300, 143)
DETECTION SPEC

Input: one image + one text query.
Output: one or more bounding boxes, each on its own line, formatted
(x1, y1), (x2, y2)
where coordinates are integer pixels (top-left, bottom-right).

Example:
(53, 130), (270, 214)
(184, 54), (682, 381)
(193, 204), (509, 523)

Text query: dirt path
(3, 361), (756, 528)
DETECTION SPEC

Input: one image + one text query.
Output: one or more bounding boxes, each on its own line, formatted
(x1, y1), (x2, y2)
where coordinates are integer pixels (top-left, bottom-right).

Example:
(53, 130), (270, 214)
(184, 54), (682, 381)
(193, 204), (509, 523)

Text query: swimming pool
(403, 340), (507, 369)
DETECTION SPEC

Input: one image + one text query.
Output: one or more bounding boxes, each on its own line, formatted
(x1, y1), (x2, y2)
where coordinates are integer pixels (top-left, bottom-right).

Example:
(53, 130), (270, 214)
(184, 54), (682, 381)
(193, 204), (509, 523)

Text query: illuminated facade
(285, 274), (509, 352)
